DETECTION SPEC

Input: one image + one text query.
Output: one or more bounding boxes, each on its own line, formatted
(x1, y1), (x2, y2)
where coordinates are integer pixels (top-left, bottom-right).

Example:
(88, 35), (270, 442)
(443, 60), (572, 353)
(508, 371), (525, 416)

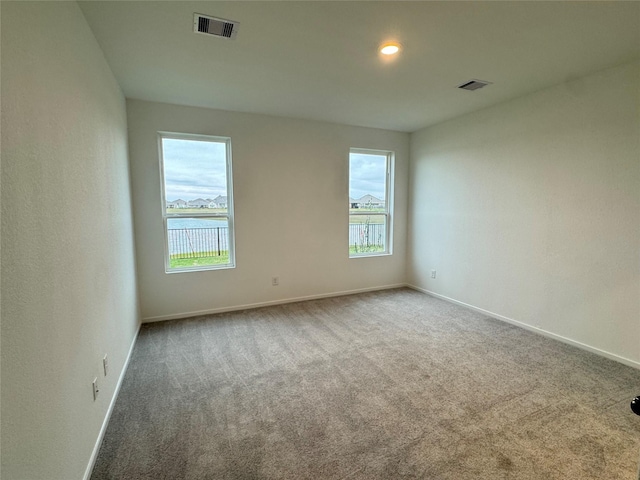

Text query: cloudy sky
(162, 138), (386, 202)
(349, 152), (386, 201)
(162, 138), (228, 201)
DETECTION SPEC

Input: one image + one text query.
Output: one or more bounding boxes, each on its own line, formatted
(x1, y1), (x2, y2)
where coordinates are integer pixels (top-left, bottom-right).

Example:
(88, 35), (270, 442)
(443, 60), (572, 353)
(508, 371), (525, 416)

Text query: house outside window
(349, 148), (393, 257)
(159, 133), (235, 272)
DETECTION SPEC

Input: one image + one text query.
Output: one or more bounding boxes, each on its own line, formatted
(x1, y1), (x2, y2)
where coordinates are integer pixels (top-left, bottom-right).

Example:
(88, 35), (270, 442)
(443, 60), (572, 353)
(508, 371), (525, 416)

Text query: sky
(349, 152), (387, 201)
(162, 139), (386, 202)
(162, 138), (228, 201)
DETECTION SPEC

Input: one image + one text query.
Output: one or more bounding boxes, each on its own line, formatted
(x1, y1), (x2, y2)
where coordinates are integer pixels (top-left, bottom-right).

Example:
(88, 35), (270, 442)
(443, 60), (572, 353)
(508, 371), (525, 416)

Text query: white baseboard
(142, 283), (407, 323)
(406, 284), (640, 371)
(83, 325), (141, 480)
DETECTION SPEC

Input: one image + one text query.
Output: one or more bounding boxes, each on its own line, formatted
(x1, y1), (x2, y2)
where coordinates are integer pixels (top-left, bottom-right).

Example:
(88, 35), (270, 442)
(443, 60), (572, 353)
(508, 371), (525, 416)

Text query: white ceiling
(79, 1), (640, 133)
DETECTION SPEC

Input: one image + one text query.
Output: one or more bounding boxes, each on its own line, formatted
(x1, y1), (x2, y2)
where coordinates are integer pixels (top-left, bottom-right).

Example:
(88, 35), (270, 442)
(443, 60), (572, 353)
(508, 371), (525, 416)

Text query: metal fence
(349, 223), (386, 251)
(168, 224), (385, 258)
(168, 227), (229, 258)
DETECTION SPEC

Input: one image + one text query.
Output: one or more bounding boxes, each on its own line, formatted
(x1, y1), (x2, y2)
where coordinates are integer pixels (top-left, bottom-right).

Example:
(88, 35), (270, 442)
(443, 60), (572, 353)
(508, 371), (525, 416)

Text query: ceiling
(79, 1), (640, 133)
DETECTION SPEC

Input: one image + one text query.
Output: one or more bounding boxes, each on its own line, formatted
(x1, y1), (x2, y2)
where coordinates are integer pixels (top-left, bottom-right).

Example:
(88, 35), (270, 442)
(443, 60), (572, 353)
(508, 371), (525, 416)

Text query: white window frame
(158, 132), (236, 273)
(349, 148), (394, 258)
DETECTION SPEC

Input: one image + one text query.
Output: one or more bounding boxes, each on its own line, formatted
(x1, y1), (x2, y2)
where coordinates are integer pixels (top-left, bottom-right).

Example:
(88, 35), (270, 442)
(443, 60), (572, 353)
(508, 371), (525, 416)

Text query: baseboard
(83, 325), (141, 480)
(142, 283), (407, 323)
(406, 284), (640, 371)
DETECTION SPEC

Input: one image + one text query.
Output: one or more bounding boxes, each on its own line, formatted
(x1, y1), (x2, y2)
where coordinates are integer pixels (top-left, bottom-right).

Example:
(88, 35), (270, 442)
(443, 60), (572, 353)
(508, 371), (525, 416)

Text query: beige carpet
(91, 288), (640, 479)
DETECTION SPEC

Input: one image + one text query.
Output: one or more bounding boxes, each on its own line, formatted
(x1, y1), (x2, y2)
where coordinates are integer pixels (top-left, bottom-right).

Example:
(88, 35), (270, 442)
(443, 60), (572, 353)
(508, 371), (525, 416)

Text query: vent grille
(194, 14), (238, 39)
(458, 79), (492, 91)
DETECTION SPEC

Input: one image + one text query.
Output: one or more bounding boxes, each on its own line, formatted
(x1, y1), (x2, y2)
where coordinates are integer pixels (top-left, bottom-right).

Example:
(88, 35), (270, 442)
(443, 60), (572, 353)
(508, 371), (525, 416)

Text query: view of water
(168, 217), (228, 229)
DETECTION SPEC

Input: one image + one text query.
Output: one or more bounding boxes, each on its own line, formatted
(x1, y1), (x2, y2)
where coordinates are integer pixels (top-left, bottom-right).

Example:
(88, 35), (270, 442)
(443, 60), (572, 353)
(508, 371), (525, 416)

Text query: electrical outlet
(431, 270), (437, 279)
(92, 378), (99, 401)
(103, 355), (108, 376)
(272, 277), (279, 286)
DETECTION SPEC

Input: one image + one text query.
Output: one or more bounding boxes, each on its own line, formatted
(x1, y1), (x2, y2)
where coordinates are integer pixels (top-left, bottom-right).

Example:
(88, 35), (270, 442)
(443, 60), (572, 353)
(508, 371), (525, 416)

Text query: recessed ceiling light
(380, 43), (401, 55)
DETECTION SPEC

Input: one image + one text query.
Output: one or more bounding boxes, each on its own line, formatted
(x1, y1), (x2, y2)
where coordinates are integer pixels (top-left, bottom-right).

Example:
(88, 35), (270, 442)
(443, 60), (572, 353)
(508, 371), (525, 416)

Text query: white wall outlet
(103, 355), (108, 376)
(92, 378), (99, 401)
(272, 277), (279, 286)
(431, 270), (437, 279)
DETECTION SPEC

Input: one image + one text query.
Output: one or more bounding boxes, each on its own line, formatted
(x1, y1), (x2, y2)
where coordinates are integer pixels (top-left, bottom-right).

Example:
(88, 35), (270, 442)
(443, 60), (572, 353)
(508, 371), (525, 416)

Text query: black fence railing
(349, 223), (386, 252)
(168, 224), (386, 257)
(168, 227), (229, 258)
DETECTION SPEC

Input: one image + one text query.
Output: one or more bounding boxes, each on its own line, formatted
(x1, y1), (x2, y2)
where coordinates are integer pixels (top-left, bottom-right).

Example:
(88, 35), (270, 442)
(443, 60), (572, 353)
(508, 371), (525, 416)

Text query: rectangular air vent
(457, 79), (492, 91)
(194, 14), (239, 40)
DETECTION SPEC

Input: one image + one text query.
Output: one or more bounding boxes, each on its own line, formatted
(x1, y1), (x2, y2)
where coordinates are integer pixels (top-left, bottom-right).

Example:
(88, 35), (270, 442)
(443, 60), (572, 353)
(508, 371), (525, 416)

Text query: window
(349, 148), (393, 257)
(159, 133), (235, 272)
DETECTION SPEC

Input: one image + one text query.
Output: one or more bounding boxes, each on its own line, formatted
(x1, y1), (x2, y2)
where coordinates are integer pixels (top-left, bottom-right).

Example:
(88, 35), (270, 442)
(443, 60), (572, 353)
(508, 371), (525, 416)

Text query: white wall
(126, 100), (409, 321)
(1, 3), (139, 479)
(408, 61), (640, 366)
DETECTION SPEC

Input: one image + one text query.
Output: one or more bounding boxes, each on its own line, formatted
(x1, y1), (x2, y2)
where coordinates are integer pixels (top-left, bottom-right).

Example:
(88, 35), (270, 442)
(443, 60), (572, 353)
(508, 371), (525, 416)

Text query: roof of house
(188, 198), (209, 205)
(358, 194), (384, 204)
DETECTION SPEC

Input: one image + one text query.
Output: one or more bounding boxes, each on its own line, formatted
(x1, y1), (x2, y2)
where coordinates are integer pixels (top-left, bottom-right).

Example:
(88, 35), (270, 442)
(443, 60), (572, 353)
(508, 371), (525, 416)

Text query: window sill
(165, 263), (236, 274)
(349, 252), (392, 259)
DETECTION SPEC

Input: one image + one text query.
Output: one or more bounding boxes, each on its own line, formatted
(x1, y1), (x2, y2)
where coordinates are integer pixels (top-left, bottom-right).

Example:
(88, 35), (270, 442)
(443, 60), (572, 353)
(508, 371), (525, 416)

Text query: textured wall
(408, 62), (640, 366)
(126, 100), (409, 321)
(1, 3), (139, 479)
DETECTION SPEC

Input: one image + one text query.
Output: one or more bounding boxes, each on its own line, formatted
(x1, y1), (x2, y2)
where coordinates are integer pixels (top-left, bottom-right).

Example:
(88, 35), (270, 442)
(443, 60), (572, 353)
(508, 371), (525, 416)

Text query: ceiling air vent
(194, 13), (239, 40)
(457, 79), (492, 91)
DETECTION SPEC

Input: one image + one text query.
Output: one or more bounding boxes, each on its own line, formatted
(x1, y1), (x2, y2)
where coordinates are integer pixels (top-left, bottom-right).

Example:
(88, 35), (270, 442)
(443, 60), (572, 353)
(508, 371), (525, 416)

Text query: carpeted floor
(91, 288), (640, 479)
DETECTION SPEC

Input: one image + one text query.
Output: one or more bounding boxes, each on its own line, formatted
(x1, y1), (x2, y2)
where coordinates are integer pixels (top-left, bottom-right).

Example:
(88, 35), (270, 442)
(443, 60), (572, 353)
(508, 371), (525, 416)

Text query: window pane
(349, 214), (386, 255)
(160, 134), (235, 272)
(167, 217), (230, 268)
(162, 138), (228, 214)
(349, 152), (387, 210)
(349, 149), (391, 257)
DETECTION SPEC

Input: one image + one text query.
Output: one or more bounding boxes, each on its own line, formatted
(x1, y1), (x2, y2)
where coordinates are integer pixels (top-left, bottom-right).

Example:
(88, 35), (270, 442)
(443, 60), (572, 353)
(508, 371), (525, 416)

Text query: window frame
(348, 148), (394, 258)
(158, 132), (236, 273)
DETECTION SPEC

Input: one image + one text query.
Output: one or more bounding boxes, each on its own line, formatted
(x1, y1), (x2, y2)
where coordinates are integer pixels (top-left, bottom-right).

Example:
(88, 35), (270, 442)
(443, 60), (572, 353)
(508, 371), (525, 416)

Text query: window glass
(349, 149), (393, 256)
(160, 135), (235, 272)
